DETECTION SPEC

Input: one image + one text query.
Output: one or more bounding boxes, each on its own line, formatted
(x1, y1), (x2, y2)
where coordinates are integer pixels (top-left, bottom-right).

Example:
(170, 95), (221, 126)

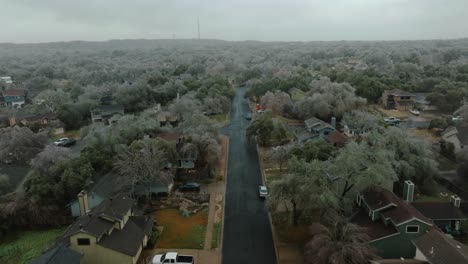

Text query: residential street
(221, 88), (277, 264)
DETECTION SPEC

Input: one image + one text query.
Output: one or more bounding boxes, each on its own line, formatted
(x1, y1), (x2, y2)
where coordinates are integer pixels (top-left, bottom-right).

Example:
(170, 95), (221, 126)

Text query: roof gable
(361, 186), (432, 226)
(413, 230), (468, 264)
(30, 245), (82, 264)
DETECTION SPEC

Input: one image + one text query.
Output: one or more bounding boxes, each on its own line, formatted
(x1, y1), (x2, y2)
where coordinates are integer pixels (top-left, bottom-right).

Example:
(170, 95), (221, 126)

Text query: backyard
(153, 208), (208, 249)
(0, 227), (66, 264)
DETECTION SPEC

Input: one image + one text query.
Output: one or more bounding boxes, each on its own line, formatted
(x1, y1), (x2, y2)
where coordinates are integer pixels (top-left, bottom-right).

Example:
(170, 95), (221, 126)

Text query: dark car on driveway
(245, 112), (252, 120)
(57, 138), (77, 147)
(179, 182), (201, 192)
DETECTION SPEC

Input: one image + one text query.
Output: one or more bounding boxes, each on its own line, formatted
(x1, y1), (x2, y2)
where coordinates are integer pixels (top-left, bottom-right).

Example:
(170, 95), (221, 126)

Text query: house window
(77, 238), (90, 245)
(406, 225), (419, 233)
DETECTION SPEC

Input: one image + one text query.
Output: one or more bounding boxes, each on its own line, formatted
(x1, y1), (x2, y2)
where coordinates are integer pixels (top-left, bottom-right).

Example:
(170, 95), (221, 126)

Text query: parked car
(178, 182), (201, 192)
(152, 252), (194, 264)
(259, 185), (268, 198)
(53, 138), (69, 146)
(453, 116), (464, 122)
(245, 112), (252, 120)
(55, 138), (76, 147)
(384, 117), (401, 126)
(410, 109), (420, 116)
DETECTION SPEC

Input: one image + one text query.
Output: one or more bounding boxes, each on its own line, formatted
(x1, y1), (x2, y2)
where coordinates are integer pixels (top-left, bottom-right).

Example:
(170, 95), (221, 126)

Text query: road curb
(256, 143), (280, 264)
(219, 136), (229, 264)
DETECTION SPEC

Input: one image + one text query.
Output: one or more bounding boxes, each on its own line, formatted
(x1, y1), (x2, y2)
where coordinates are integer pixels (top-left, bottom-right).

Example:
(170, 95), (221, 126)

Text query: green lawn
(415, 182), (456, 203)
(0, 227), (67, 264)
(211, 223), (221, 249)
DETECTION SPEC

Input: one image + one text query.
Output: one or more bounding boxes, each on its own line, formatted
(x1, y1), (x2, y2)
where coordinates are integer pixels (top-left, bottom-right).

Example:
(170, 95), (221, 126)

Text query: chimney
(451, 195), (461, 208)
(403, 180), (415, 203)
(331, 117), (336, 129)
(77, 190), (89, 216)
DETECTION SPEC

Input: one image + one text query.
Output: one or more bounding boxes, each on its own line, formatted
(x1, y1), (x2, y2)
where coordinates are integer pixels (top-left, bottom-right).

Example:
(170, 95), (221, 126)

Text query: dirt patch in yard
(216, 135), (228, 181)
(154, 208), (208, 249)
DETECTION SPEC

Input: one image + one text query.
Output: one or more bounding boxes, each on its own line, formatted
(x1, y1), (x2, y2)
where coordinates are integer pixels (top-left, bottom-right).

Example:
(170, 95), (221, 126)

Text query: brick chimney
(403, 180), (415, 203)
(77, 190), (89, 216)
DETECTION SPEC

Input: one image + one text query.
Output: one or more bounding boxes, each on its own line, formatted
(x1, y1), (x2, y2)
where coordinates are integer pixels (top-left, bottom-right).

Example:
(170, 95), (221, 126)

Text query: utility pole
(197, 16), (200, 40)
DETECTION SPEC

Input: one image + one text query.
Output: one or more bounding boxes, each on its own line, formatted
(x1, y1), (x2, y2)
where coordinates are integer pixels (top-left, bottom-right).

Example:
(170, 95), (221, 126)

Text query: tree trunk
(292, 199), (298, 226)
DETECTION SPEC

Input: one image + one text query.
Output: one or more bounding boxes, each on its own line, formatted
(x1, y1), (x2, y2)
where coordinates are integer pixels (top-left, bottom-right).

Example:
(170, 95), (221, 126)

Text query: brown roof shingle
(413, 202), (467, 221)
(413, 229), (468, 264)
(351, 210), (399, 241)
(362, 186), (431, 226)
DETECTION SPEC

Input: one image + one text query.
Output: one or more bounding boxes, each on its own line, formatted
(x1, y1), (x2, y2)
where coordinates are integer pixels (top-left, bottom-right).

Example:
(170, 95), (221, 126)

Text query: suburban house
(413, 229), (468, 264)
(157, 111), (179, 127)
(9, 112), (65, 135)
(69, 172), (173, 217)
(1, 89), (26, 108)
(352, 181), (433, 258)
(91, 104), (124, 124)
(441, 124), (468, 153)
(413, 195), (466, 234)
(156, 133), (198, 169)
(30, 244), (83, 264)
(291, 117), (335, 143)
(414, 93), (437, 111)
(382, 89), (415, 111)
(61, 191), (153, 264)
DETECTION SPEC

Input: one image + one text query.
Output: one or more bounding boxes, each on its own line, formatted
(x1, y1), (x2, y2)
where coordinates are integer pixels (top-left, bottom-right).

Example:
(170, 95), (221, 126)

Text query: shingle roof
(98, 216), (153, 256)
(62, 214), (115, 239)
(29, 244), (82, 264)
(63, 195), (134, 238)
(304, 117), (333, 131)
(351, 210), (399, 241)
(457, 123), (468, 145)
(413, 202), (467, 221)
(92, 195), (134, 221)
(413, 229), (468, 264)
(361, 186), (431, 226)
(385, 89), (415, 97)
(2, 89), (25, 97)
(61, 196), (152, 257)
(16, 112), (57, 122)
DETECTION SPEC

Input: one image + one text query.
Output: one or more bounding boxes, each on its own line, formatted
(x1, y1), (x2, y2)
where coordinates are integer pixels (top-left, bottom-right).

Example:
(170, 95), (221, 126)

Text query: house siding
(70, 232), (140, 264)
(370, 219), (429, 258)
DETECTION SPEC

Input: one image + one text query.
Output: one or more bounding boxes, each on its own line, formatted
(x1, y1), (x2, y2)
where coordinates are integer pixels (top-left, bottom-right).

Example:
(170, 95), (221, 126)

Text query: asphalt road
(221, 88), (277, 264)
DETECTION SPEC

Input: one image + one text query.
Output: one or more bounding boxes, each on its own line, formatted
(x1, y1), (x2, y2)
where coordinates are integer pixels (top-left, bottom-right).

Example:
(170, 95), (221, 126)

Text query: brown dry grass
(378, 107), (411, 119)
(154, 209), (208, 249)
(410, 128), (440, 143)
(216, 136), (228, 181)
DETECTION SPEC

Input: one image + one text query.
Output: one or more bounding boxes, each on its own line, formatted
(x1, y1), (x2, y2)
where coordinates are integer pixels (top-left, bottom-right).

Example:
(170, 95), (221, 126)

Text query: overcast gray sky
(1, 0), (467, 43)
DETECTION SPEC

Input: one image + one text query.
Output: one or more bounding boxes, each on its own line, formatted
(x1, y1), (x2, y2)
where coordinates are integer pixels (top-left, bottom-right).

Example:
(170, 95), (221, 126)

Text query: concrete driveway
(221, 88), (277, 264)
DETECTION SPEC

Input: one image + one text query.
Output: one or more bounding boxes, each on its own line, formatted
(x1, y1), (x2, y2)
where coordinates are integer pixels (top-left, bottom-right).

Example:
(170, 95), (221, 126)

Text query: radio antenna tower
(197, 17), (200, 40)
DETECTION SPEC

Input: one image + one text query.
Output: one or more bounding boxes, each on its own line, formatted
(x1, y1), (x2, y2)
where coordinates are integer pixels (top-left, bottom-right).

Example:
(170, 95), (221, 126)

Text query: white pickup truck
(152, 252), (194, 264)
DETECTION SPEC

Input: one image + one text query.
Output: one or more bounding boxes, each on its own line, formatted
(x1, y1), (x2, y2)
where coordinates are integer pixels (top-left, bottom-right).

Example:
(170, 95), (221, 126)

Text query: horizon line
(1, 36), (468, 45)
